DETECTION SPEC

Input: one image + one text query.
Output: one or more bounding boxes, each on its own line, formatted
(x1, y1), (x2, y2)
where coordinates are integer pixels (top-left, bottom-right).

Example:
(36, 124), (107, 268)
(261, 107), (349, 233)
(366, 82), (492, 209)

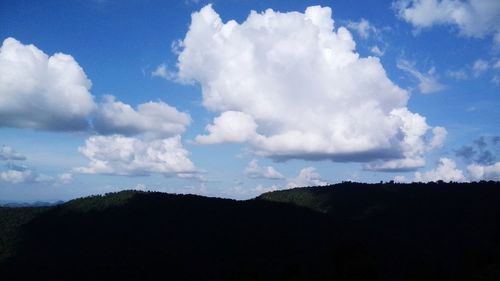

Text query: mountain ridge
(1, 181), (500, 281)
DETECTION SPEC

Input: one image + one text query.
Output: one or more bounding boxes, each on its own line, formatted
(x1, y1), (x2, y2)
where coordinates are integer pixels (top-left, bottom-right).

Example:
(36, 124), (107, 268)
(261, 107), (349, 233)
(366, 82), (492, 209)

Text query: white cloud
(1, 169), (33, 184)
(494, 59), (500, 69)
(0, 38), (198, 181)
(472, 59), (489, 77)
(448, 58), (499, 81)
(0, 145), (26, 161)
(492, 75), (500, 85)
(364, 108), (443, 171)
(370, 45), (384, 56)
(133, 183), (147, 191)
(35, 174), (57, 184)
(414, 157), (466, 182)
(152, 63), (176, 80)
(447, 69), (468, 80)
(171, 39), (185, 56)
(183, 182), (209, 195)
(58, 173), (73, 184)
(393, 175), (409, 182)
(397, 59), (445, 94)
(244, 159), (284, 180)
(0, 167), (71, 185)
(75, 135), (196, 176)
(255, 184), (280, 194)
(88, 96), (196, 177)
(0, 145), (72, 185)
(93, 95), (191, 138)
(0, 37), (95, 131)
(286, 167), (328, 188)
(185, 0), (201, 5)
(393, 0), (500, 43)
(195, 111), (257, 144)
(366, 157), (426, 172)
(467, 162), (500, 181)
(429, 126), (447, 149)
(347, 18), (378, 39)
(177, 5), (443, 170)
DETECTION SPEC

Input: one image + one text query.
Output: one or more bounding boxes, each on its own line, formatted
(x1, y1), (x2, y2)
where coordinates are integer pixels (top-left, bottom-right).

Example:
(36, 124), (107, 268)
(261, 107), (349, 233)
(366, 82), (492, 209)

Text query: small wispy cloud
(370, 45), (384, 56)
(152, 63), (177, 80)
(472, 59), (489, 77)
(447, 69), (468, 80)
(397, 59), (445, 94)
(244, 159), (285, 180)
(347, 18), (378, 39)
(286, 167), (328, 188)
(0, 145), (26, 161)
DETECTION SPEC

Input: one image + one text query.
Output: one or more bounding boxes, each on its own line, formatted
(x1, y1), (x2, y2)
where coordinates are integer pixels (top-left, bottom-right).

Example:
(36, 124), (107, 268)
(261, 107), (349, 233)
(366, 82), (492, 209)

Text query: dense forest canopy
(1, 181), (500, 281)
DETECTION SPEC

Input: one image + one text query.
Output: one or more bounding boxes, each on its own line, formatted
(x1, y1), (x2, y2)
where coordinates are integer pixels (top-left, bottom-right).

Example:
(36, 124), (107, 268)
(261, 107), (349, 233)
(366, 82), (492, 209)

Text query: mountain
(1, 182), (500, 281)
(0, 200), (64, 207)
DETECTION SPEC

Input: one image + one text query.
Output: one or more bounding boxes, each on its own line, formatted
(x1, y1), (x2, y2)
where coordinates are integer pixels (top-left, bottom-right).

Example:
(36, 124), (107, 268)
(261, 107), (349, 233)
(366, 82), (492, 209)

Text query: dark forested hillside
(1, 182), (500, 281)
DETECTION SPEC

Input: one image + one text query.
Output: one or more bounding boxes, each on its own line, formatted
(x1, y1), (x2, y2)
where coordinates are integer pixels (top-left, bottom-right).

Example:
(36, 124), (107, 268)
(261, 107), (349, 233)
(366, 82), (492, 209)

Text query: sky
(0, 0), (499, 202)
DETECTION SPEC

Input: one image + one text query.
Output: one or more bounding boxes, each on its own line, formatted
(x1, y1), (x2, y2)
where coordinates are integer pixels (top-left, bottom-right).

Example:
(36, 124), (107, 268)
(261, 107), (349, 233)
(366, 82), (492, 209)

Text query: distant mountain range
(0, 200), (64, 207)
(1, 181), (500, 281)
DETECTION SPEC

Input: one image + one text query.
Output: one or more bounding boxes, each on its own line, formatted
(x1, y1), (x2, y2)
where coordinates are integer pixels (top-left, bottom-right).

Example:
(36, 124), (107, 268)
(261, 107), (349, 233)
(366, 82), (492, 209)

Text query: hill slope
(1, 182), (500, 281)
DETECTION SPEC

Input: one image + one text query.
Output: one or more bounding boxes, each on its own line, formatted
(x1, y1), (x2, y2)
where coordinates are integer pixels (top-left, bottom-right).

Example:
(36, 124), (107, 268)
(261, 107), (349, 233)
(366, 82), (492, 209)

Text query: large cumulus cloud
(80, 97), (197, 177)
(75, 135), (196, 176)
(175, 5), (444, 170)
(93, 95), (191, 138)
(0, 37), (197, 178)
(0, 37), (95, 131)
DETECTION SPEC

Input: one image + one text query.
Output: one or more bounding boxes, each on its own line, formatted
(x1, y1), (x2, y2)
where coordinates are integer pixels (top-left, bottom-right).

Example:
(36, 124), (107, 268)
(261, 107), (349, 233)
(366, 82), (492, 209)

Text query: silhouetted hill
(1, 182), (500, 281)
(259, 181), (500, 280)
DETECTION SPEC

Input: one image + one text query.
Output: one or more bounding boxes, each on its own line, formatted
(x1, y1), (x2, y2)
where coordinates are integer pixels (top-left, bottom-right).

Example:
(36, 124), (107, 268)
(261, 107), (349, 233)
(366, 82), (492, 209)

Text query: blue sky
(0, 0), (499, 202)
